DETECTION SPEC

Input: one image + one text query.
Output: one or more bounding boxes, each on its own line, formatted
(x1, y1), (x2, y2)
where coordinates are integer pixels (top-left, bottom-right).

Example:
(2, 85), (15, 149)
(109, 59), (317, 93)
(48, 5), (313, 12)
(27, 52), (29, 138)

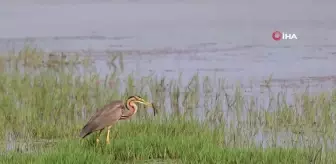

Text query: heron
(79, 96), (155, 145)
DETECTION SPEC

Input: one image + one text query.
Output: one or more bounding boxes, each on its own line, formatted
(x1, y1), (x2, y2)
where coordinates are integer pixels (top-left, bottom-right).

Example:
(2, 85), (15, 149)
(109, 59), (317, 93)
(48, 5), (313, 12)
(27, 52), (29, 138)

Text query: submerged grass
(1, 46), (336, 163)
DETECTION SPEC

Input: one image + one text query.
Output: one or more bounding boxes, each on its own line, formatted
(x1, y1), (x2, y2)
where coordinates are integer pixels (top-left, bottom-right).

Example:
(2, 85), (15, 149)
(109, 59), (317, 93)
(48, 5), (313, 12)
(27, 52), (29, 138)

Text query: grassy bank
(1, 135), (333, 164)
(0, 46), (336, 163)
(1, 120), (333, 163)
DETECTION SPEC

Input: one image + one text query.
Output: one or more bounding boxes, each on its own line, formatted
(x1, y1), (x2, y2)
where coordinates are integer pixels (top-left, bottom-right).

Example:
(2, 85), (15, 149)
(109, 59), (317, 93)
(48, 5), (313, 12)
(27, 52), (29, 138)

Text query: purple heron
(79, 96), (155, 145)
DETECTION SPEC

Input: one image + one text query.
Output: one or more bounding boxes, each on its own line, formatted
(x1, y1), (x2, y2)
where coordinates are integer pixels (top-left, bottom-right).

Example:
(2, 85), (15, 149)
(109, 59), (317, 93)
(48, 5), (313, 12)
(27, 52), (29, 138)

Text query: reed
(1, 46), (336, 163)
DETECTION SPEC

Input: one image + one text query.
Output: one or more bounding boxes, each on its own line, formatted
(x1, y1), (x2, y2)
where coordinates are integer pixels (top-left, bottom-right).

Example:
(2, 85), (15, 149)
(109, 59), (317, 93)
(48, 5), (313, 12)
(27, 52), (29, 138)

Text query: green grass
(1, 143), (331, 164)
(1, 46), (336, 163)
(1, 120), (333, 164)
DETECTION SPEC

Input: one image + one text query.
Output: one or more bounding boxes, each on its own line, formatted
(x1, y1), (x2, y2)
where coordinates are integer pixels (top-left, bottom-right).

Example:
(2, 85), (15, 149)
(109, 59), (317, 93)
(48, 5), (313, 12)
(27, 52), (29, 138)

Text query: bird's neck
(121, 101), (137, 119)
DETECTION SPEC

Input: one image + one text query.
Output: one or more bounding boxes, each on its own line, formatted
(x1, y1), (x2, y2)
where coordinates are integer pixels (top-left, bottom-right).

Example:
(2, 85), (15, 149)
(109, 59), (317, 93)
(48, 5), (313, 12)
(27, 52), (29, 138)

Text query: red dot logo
(272, 31), (282, 41)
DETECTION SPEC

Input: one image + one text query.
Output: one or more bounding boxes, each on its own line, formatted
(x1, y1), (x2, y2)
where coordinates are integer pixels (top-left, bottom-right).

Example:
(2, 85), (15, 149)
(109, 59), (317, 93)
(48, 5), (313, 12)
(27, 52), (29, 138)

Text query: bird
(79, 95), (155, 145)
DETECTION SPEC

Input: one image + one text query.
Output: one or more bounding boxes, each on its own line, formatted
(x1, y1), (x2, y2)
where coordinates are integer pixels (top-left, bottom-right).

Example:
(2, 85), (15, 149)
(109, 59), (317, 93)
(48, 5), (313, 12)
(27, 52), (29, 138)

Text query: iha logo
(272, 31), (298, 41)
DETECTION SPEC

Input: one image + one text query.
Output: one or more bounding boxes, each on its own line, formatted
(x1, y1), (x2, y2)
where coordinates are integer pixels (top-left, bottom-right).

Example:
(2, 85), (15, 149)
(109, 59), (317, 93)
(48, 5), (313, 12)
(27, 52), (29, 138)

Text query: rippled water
(1, 1), (336, 86)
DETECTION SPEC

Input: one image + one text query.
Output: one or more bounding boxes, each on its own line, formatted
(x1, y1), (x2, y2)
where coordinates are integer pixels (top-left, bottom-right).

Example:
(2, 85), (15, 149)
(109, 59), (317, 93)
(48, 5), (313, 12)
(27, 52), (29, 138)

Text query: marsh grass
(1, 46), (336, 163)
(1, 120), (335, 163)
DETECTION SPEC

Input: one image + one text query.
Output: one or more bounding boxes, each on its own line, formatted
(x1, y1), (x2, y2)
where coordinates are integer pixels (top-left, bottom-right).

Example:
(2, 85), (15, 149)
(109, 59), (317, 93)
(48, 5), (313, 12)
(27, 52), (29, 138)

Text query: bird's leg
(96, 129), (103, 145)
(106, 126), (112, 145)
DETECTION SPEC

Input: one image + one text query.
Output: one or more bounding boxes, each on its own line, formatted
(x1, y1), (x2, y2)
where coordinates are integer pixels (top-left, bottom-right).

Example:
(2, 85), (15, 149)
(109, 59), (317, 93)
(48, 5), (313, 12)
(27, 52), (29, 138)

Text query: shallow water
(1, 0), (335, 108)
(1, 1), (336, 89)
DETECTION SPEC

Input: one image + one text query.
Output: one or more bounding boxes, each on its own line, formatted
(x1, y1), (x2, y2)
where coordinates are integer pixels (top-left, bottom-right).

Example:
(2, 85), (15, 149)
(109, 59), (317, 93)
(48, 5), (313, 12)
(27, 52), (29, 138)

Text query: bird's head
(127, 95), (153, 107)
(126, 95), (158, 116)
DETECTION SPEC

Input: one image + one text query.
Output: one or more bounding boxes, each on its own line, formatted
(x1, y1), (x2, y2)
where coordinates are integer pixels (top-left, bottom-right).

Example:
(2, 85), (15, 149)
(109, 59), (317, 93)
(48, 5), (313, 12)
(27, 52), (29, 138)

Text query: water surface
(0, 1), (335, 90)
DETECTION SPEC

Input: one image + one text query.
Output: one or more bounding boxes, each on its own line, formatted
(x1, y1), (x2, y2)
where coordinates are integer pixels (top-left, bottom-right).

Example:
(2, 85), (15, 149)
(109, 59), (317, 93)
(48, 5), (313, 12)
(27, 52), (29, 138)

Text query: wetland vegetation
(1, 46), (336, 163)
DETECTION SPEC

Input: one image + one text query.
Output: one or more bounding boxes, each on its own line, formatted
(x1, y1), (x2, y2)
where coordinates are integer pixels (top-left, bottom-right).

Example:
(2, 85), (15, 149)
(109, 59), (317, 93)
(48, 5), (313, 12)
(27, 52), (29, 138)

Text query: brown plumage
(79, 96), (154, 145)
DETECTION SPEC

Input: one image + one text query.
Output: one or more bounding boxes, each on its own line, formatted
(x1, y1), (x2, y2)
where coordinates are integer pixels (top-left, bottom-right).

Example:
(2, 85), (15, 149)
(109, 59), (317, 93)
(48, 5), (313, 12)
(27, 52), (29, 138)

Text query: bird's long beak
(139, 101), (153, 107)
